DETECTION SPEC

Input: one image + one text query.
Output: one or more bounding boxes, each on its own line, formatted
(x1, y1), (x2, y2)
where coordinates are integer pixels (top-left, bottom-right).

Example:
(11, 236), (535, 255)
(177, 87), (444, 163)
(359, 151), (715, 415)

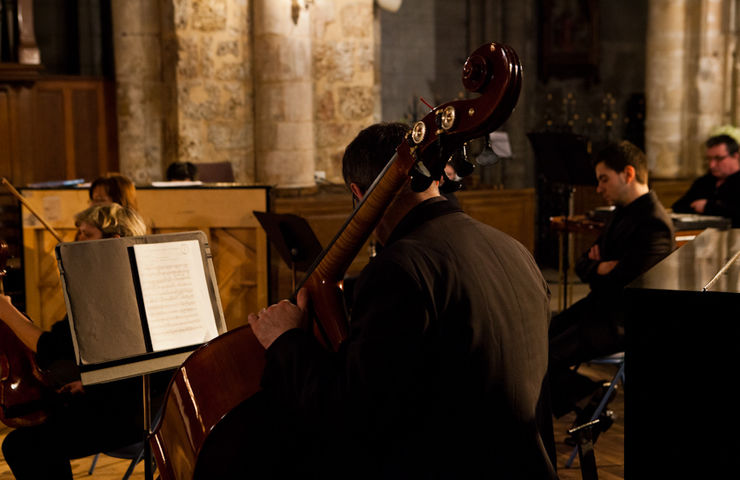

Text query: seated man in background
(549, 141), (675, 424)
(672, 134), (740, 226)
(165, 161), (198, 181)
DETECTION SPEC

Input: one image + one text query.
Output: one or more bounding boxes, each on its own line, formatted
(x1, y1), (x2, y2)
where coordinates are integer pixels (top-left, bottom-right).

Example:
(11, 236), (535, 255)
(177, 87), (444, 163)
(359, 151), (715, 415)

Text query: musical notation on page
(133, 240), (219, 351)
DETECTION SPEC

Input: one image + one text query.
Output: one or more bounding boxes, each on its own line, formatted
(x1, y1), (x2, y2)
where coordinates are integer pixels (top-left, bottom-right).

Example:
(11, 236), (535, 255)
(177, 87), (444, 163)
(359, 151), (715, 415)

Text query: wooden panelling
(0, 88), (11, 178)
(0, 77), (117, 187)
(272, 191), (364, 301)
(20, 187), (269, 332)
(571, 179), (696, 214)
(272, 187), (536, 301)
(456, 188), (536, 252)
(651, 178), (694, 210)
(33, 88), (67, 181)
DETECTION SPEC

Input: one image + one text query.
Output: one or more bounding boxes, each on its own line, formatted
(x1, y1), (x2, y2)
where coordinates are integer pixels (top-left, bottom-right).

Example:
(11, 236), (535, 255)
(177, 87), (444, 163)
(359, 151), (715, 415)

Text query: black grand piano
(625, 227), (740, 477)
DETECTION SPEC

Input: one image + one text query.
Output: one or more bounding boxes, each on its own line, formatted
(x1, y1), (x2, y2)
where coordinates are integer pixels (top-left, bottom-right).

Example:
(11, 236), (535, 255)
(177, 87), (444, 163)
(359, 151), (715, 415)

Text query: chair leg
(88, 453), (100, 475)
(565, 361), (625, 469)
(121, 448), (145, 480)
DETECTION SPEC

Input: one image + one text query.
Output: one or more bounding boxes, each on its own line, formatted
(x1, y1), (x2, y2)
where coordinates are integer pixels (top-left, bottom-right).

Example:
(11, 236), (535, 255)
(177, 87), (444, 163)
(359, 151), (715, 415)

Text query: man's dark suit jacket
(672, 171), (740, 227)
(576, 190), (676, 296)
(262, 197), (557, 479)
(549, 190), (675, 416)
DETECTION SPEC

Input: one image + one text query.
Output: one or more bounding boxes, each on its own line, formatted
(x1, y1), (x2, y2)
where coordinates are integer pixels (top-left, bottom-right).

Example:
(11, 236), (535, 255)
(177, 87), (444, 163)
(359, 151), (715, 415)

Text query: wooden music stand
(254, 212), (323, 292)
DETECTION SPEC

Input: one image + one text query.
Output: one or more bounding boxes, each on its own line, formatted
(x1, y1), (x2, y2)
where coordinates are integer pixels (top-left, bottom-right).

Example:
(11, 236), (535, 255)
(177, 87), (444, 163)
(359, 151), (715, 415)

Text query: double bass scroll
(149, 42), (523, 480)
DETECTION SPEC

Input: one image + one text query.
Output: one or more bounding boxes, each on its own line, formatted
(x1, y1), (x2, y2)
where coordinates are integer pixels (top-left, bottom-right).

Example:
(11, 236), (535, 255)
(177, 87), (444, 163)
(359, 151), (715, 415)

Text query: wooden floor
(0, 427), (146, 479)
(0, 361), (624, 479)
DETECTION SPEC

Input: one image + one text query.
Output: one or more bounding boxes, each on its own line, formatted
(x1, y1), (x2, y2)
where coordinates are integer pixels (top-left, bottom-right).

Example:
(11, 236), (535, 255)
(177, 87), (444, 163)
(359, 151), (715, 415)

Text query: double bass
(149, 42), (523, 479)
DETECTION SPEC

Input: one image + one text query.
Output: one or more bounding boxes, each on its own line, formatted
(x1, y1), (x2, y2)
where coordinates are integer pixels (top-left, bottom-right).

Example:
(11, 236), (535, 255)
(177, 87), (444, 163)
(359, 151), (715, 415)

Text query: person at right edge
(248, 122), (557, 479)
(549, 141), (675, 428)
(671, 134), (740, 226)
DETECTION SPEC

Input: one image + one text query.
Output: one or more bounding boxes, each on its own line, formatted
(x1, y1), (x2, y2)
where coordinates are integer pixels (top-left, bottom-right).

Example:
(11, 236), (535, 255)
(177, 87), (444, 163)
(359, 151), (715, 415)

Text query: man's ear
(350, 183), (364, 201)
(622, 165), (636, 183)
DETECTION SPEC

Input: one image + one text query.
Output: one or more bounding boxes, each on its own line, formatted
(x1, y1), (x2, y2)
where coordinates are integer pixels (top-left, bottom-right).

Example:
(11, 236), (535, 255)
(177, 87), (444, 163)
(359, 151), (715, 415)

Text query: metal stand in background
(254, 212), (323, 294)
(557, 185), (576, 311)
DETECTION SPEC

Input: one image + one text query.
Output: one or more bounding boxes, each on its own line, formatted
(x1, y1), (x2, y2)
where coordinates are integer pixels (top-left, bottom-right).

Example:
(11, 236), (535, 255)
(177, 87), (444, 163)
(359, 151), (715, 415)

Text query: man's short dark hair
(594, 140), (648, 184)
(166, 161), (198, 181)
(706, 134), (739, 155)
(342, 122), (409, 193)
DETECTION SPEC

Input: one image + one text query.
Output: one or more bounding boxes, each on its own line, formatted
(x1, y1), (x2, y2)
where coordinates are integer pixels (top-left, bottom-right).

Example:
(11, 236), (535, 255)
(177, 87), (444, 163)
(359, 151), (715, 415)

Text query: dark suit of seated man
(549, 141), (676, 420)
(672, 134), (740, 226)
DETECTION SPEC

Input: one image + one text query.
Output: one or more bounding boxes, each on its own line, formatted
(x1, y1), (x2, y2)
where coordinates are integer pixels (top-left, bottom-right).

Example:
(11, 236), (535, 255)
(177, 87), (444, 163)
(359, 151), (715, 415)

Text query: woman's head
(89, 174), (138, 210)
(74, 203), (147, 241)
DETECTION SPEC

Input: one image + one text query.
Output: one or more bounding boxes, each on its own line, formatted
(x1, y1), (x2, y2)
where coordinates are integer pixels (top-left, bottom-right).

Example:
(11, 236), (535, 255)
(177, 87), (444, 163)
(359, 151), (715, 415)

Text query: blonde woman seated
(0, 203), (169, 480)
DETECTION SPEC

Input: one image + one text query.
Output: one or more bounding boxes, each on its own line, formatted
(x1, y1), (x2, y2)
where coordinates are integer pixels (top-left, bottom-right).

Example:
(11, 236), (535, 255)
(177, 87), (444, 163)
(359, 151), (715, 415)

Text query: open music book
(56, 231), (226, 385)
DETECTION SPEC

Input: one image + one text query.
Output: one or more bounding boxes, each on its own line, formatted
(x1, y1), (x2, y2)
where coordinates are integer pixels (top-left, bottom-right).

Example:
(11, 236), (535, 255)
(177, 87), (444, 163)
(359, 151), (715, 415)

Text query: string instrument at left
(0, 177), (64, 428)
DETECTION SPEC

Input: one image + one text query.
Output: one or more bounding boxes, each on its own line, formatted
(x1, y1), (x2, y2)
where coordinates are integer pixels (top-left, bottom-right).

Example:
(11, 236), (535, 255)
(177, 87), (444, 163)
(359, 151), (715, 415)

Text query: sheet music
(133, 240), (219, 351)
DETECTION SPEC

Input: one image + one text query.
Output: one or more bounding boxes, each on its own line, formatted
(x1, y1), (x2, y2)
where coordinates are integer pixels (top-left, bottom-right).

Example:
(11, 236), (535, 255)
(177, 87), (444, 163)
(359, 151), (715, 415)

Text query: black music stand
(528, 132), (596, 308)
(56, 232), (227, 480)
(254, 212), (322, 292)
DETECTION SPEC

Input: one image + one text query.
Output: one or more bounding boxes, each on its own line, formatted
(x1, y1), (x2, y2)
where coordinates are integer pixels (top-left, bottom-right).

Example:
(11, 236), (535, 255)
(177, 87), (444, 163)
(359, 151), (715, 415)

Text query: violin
(0, 238), (53, 428)
(0, 177), (64, 427)
(149, 42), (523, 479)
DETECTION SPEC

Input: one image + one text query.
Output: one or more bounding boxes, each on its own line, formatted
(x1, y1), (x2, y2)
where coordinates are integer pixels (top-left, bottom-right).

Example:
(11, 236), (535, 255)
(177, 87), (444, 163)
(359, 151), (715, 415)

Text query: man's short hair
(706, 134), (739, 155)
(594, 140), (648, 184)
(342, 122), (409, 193)
(166, 161), (198, 181)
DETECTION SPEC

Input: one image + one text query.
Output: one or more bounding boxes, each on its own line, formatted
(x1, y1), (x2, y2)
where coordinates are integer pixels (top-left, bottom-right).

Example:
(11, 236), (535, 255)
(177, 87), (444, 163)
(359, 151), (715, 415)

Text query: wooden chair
(194, 161), (235, 183)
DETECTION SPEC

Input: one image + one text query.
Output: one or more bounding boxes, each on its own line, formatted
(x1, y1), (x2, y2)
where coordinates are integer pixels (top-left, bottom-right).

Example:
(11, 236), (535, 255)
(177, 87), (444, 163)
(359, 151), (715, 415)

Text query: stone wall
(312, 0), (378, 185)
(112, 0), (167, 184)
(114, 0), (740, 187)
(173, 0), (254, 183)
(113, 0), (376, 186)
(645, 0), (740, 179)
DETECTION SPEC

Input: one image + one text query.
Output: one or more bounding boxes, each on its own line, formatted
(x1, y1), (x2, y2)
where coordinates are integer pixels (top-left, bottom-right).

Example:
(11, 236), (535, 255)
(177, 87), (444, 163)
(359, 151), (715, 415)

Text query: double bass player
(249, 122), (557, 478)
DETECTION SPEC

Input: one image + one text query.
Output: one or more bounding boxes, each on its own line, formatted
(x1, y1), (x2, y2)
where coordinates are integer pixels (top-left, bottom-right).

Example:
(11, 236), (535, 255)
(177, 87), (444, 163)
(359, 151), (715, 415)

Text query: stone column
(645, 0), (687, 178)
(111, 0), (165, 184)
(312, 0), (376, 184)
(253, 0), (315, 188)
(687, 0), (726, 175)
(502, 0), (536, 189)
(170, 0), (252, 182)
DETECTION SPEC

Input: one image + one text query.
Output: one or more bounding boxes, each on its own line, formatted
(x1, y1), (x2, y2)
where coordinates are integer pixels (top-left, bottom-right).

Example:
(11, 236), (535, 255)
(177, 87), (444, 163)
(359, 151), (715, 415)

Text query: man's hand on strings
(57, 380), (85, 396)
(249, 288), (309, 349)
